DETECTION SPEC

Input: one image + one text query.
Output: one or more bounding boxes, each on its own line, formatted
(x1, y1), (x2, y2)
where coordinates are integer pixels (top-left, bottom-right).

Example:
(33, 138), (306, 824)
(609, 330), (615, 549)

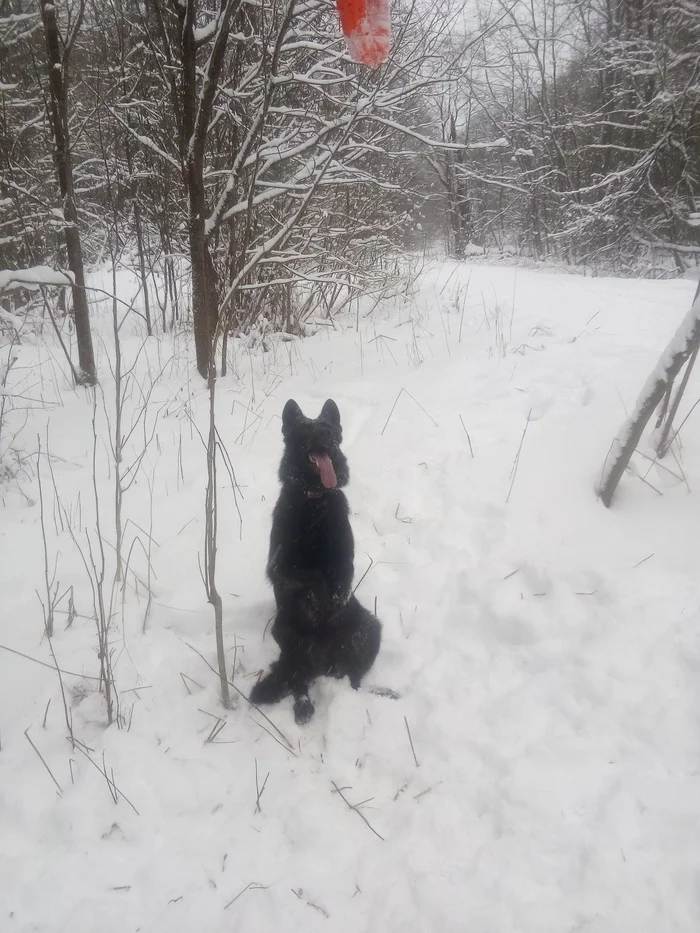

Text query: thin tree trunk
(134, 202), (153, 337)
(179, 0), (237, 377)
(40, 0), (96, 385)
(655, 341), (700, 458)
(125, 136), (153, 336)
(205, 358), (231, 709)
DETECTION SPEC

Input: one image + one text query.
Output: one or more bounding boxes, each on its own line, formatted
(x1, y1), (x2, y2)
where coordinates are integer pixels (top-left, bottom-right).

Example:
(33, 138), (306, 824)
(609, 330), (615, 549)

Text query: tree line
(1, 0), (698, 382)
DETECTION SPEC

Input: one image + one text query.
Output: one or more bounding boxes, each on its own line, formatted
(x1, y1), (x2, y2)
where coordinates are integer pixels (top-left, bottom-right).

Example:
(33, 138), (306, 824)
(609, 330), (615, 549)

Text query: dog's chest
(295, 499), (345, 562)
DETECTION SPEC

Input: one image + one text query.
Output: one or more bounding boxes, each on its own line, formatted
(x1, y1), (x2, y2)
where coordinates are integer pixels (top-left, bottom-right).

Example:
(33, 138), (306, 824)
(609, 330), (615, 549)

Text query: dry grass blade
(180, 671), (202, 694)
(636, 448), (684, 482)
(404, 716), (419, 767)
(380, 388), (404, 436)
(0, 643), (101, 681)
(255, 758), (270, 813)
(24, 727), (62, 795)
(458, 415), (474, 457)
(73, 742), (140, 815)
(506, 410), (532, 503)
(403, 389), (438, 427)
(205, 718), (227, 743)
(350, 555), (375, 599)
(458, 273), (471, 344)
(252, 717), (298, 756)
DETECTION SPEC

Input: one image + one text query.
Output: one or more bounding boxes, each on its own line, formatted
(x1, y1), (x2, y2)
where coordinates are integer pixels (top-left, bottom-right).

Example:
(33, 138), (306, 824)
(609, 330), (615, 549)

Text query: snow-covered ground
(1, 261), (699, 933)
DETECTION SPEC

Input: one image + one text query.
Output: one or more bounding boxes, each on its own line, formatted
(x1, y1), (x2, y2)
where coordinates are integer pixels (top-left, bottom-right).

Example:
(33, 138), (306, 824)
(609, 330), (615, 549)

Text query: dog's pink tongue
(314, 453), (337, 488)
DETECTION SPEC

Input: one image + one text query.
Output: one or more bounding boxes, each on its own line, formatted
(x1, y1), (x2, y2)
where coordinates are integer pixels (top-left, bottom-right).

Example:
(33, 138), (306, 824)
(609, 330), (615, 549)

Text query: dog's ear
(320, 399), (341, 427)
(282, 399), (303, 436)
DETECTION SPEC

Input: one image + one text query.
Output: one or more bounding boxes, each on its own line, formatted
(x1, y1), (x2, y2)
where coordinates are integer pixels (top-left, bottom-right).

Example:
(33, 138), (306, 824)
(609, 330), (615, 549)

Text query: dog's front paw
(293, 695), (315, 725)
(250, 670), (290, 706)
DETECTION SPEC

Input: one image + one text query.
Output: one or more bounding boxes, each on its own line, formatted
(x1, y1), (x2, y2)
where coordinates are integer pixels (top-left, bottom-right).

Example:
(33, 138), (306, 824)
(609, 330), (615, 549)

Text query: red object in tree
(336, 0), (390, 67)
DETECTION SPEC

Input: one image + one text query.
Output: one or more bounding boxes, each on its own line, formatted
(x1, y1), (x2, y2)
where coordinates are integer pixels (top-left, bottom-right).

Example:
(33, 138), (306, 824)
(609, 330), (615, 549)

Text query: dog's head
(278, 398), (349, 492)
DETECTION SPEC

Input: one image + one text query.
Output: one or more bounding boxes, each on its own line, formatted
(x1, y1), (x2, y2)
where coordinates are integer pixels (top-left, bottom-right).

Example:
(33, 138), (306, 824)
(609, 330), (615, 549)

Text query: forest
(1, 3), (700, 932)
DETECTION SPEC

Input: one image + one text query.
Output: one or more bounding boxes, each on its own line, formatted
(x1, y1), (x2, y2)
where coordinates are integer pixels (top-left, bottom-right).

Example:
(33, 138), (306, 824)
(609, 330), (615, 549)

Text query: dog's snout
(314, 425), (333, 448)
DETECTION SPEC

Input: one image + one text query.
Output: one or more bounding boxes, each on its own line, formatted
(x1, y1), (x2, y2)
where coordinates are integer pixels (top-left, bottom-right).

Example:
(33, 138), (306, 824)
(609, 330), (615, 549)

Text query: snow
(193, 17), (219, 44)
(1, 261), (700, 932)
(0, 265), (74, 292)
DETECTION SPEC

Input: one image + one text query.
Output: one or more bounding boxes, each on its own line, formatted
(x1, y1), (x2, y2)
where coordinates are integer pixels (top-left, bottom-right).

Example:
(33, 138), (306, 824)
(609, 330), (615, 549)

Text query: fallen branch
(599, 282), (700, 507)
(331, 780), (385, 841)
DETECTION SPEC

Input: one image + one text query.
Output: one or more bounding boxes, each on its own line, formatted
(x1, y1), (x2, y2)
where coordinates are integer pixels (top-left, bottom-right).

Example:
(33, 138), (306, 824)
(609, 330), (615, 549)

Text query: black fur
(250, 398), (381, 724)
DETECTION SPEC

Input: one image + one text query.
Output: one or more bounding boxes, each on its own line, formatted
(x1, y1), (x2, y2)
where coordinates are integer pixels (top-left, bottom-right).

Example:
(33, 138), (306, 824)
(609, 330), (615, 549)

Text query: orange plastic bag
(336, 0), (390, 67)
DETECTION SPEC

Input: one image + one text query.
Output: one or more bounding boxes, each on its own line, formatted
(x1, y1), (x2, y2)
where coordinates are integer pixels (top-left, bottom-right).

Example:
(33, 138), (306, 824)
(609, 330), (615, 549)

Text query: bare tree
(39, 0), (97, 384)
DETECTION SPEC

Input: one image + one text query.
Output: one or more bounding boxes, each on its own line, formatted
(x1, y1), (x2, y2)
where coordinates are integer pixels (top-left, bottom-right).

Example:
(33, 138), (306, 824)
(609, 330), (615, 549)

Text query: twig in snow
(224, 882), (267, 909)
(351, 555), (375, 599)
(669, 445), (691, 493)
(292, 889), (329, 918)
(0, 643), (101, 680)
(506, 410), (532, 503)
(184, 641), (295, 752)
(180, 672), (202, 694)
(380, 388), (437, 436)
(636, 448), (684, 482)
(252, 718), (298, 757)
(404, 390), (438, 427)
(632, 553), (655, 569)
(205, 718), (227, 744)
(404, 716), (419, 767)
(633, 472), (663, 496)
(660, 396), (700, 454)
(330, 780), (385, 841)
(254, 759), (270, 813)
(458, 273), (471, 344)
(380, 389), (403, 436)
(72, 742), (139, 815)
(24, 727), (62, 795)
(45, 624), (75, 748)
(458, 415), (474, 457)
(394, 503), (412, 524)
(36, 437), (55, 637)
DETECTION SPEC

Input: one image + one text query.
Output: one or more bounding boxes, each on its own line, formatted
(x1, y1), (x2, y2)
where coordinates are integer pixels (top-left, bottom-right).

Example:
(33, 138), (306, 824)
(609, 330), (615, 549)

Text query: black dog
(249, 398), (381, 724)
